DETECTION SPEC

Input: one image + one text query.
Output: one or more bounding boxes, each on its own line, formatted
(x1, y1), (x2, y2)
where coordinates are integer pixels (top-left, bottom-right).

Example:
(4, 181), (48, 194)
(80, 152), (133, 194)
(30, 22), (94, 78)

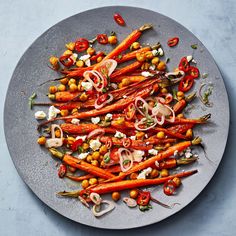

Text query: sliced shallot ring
(165, 70), (185, 81)
(78, 196), (90, 208)
(94, 93), (113, 109)
(99, 59), (117, 76)
(89, 192), (102, 205)
(134, 117), (158, 131)
(118, 148), (134, 172)
(45, 124), (63, 148)
(87, 128), (105, 139)
(92, 200), (115, 217)
(105, 137), (113, 149)
(134, 96), (152, 117)
(164, 104), (175, 123)
(123, 197), (137, 208)
(83, 70), (104, 92)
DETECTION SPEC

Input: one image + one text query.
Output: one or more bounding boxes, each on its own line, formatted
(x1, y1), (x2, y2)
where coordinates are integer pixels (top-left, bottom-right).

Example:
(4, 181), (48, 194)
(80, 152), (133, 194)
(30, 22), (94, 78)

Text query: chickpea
(92, 151), (100, 160)
(130, 172), (138, 180)
(97, 56), (103, 63)
(165, 143), (171, 148)
(136, 131), (145, 139)
(69, 83), (78, 92)
(118, 82), (124, 89)
(99, 145), (108, 155)
(49, 86), (57, 94)
(145, 51), (154, 60)
(150, 169), (159, 178)
(100, 160), (105, 167)
(114, 117), (125, 126)
(186, 129), (193, 139)
(55, 129), (61, 138)
(161, 88), (168, 94)
(76, 60), (84, 68)
(157, 61), (166, 71)
(108, 35), (118, 45)
(89, 178), (98, 185)
(86, 47), (95, 56)
(82, 143), (89, 150)
(160, 169), (169, 177)
(130, 42), (140, 51)
(60, 109), (69, 117)
(177, 91), (185, 100)
(60, 77), (69, 85)
(71, 108), (78, 114)
(67, 136), (75, 145)
(129, 189), (139, 199)
(79, 93), (88, 102)
(136, 52), (146, 62)
(37, 136), (46, 145)
(141, 62), (150, 70)
(121, 78), (130, 86)
(86, 155), (93, 163)
(65, 42), (75, 51)
(58, 84), (66, 92)
(63, 49), (72, 56)
(49, 56), (59, 70)
(177, 113), (184, 118)
(91, 160), (99, 167)
(151, 57), (159, 65)
(81, 180), (89, 189)
(68, 78), (76, 86)
(156, 131), (165, 139)
(172, 177), (181, 187)
(111, 192), (121, 202)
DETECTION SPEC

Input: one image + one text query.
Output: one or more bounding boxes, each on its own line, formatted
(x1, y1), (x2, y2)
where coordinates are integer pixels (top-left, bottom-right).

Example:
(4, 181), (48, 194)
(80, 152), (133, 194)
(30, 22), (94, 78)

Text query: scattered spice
(191, 44), (198, 49)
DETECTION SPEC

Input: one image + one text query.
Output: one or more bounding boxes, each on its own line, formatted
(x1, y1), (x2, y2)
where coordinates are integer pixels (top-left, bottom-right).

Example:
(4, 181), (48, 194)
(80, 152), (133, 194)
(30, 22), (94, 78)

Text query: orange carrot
(167, 123), (194, 134)
(66, 174), (94, 182)
(173, 99), (187, 114)
(110, 75), (146, 83)
(49, 91), (81, 102)
(90, 169), (198, 194)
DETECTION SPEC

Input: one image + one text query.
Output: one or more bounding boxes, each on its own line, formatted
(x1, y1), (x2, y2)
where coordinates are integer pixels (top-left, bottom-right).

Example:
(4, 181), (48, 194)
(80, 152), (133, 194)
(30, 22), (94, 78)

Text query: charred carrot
(61, 65), (94, 78)
(66, 174), (94, 182)
(173, 92), (196, 114)
(89, 169), (198, 194)
(167, 123), (194, 134)
(110, 75), (146, 83)
(48, 91), (81, 102)
(171, 114), (211, 124)
(49, 149), (115, 179)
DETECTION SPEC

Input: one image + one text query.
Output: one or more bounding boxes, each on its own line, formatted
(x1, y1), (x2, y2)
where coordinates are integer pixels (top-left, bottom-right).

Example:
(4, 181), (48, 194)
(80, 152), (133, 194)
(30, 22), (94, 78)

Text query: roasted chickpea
(129, 189), (139, 199)
(121, 78), (130, 86)
(157, 131), (165, 139)
(161, 88), (168, 94)
(65, 42), (75, 51)
(60, 109), (69, 117)
(49, 56), (59, 70)
(86, 47), (95, 56)
(165, 143), (171, 148)
(145, 51), (154, 60)
(86, 155), (93, 163)
(68, 78), (76, 86)
(100, 160), (105, 167)
(89, 178), (98, 185)
(76, 60), (84, 68)
(151, 57), (159, 65)
(54, 129), (61, 138)
(91, 160), (99, 167)
(79, 93), (88, 102)
(136, 52), (146, 62)
(92, 151), (100, 160)
(69, 83), (78, 92)
(111, 192), (121, 201)
(60, 77), (69, 85)
(49, 86), (57, 94)
(136, 131), (145, 139)
(67, 136), (75, 145)
(58, 84), (66, 92)
(82, 143), (89, 150)
(186, 129), (193, 139)
(63, 49), (72, 56)
(99, 145), (108, 155)
(108, 35), (118, 45)
(160, 169), (169, 177)
(81, 180), (89, 189)
(130, 42), (140, 50)
(157, 61), (166, 71)
(172, 177), (181, 187)
(150, 169), (159, 178)
(130, 172), (138, 180)
(141, 62), (150, 70)
(177, 113), (184, 118)
(118, 82), (124, 89)
(71, 108), (78, 114)
(177, 91), (185, 100)
(37, 136), (46, 145)
(97, 56), (103, 63)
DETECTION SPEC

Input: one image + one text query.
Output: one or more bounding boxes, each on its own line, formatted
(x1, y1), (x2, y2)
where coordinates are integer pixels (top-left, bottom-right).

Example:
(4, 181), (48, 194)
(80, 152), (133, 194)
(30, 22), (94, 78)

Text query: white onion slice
(164, 104), (175, 123)
(87, 128), (105, 139)
(89, 193), (102, 205)
(118, 148), (134, 172)
(134, 96), (152, 117)
(94, 93), (114, 109)
(123, 197), (137, 208)
(99, 59), (117, 76)
(78, 196), (90, 208)
(134, 117), (158, 131)
(165, 70), (185, 81)
(83, 70), (104, 92)
(92, 200), (115, 217)
(45, 124), (63, 148)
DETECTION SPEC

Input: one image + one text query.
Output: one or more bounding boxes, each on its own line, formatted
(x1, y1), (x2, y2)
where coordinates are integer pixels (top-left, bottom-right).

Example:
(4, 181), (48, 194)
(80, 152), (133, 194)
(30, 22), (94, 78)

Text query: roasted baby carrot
(48, 91), (81, 102)
(66, 174), (94, 182)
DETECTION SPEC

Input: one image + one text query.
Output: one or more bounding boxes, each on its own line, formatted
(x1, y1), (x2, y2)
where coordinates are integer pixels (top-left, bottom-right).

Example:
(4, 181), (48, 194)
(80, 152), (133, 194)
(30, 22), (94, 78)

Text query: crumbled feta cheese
(192, 59), (197, 64)
(123, 95), (127, 98)
(48, 106), (61, 120)
(78, 152), (89, 160)
(186, 55), (193, 62)
(185, 152), (193, 158)
(152, 49), (158, 56)
(149, 65), (156, 70)
(145, 134), (148, 138)
(90, 139), (101, 151)
(110, 83), (118, 89)
(158, 48), (164, 56)
(141, 71), (153, 77)
(146, 142), (150, 145)
(71, 118), (80, 125)
(81, 81), (93, 91)
(148, 149), (158, 155)
(114, 131), (126, 139)
(79, 54), (91, 67)
(193, 154), (199, 158)
(137, 167), (152, 179)
(105, 113), (113, 121)
(130, 136), (136, 140)
(34, 111), (46, 120)
(91, 117), (100, 124)
(133, 150), (145, 160)
(75, 135), (87, 141)
(174, 150), (179, 157)
(71, 53), (78, 63)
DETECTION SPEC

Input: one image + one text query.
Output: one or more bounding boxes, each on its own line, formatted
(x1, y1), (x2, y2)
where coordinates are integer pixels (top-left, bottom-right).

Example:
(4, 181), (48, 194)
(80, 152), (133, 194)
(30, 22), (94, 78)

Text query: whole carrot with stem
(66, 174), (94, 182)
(173, 92), (196, 114)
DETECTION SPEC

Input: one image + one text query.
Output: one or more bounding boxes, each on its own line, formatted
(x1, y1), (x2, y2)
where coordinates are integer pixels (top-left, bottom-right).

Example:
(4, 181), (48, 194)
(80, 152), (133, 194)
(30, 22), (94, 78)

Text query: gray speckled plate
(4, 6), (229, 229)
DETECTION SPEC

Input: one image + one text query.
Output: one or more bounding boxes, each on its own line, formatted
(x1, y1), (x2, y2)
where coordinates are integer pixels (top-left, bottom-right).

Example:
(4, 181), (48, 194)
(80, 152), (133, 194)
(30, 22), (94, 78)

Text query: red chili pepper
(163, 180), (176, 196)
(187, 66), (199, 79)
(86, 90), (95, 96)
(97, 34), (108, 45)
(58, 164), (67, 178)
(97, 94), (108, 105)
(122, 138), (132, 148)
(79, 189), (92, 203)
(59, 54), (74, 67)
(71, 139), (83, 152)
(90, 52), (105, 61)
(157, 93), (173, 104)
(105, 137), (113, 149)
(178, 57), (190, 72)
(178, 76), (194, 92)
(113, 13), (126, 26)
(75, 38), (89, 52)
(167, 37), (179, 47)
(125, 103), (136, 120)
(137, 191), (151, 206)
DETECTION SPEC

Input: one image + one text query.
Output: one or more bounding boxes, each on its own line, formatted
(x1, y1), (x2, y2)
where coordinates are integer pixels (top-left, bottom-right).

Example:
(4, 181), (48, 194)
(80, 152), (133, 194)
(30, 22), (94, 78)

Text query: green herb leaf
(118, 54), (123, 59)
(172, 89), (178, 101)
(104, 155), (110, 164)
(77, 146), (84, 154)
(111, 31), (116, 36)
(202, 73), (208, 79)
(123, 159), (131, 165)
(191, 44), (198, 49)
(102, 88), (107, 93)
(166, 58), (170, 63)
(139, 205), (152, 211)
(28, 92), (37, 109)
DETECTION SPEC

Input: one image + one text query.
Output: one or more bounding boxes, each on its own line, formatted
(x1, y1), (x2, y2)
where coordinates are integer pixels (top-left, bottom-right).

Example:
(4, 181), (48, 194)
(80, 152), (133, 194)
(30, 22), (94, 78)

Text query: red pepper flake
(71, 139), (83, 152)
(75, 38), (89, 52)
(58, 164), (67, 178)
(167, 37), (179, 47)
(113, 13), (126, 26)
(137, 191), (151, 206)
(97, 34), (108, 45)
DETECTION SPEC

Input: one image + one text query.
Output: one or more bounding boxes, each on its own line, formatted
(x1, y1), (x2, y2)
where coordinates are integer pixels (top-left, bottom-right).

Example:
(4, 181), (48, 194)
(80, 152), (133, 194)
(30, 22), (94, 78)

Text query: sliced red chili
(71, 139), (83, 152)
(125, 103), (136, 120)
(79, 189), (92, 203)
(157, 93), (173, 104)
(178, 76), (194, 92)
(122, 138), (132, 148)
(137, 191), (151, 206)
(90, 51), (105, 61)
(187, 66), (199, 79)
(167, 37), (179, 47)
(59, 54), (74, 67)
(113, 13), (126, 26)
(97, 34), (108, 45)
(58, 164), (67, 178)
(75, 38), (89, 52)
(163, 181), (176, 196)
(105, 137), (113, 149)
(178, 57), (190, 72)
(97, 94), (108, 104)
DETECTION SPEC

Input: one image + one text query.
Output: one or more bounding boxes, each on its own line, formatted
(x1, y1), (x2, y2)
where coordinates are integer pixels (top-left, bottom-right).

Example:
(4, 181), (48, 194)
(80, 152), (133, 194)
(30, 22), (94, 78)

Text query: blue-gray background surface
(0, 0), (235, 235)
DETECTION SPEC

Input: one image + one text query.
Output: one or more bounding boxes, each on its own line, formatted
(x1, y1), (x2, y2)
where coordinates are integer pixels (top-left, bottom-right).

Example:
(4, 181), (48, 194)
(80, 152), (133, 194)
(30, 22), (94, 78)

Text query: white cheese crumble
(114, 131), (126, 139)
(146, 141), (150, 145)
(90, 139), (101, 151)
(91, 117), (100, 124)
(110, 83), (118, 89)
(78, 152), (89, 160)
(174, 150), (179, 157)
(130, 136), (136, 140)
(152, 49), (158, 56)
(71, 118), (80, 125)
(158, 48), (164, 56)
(155, 161), (160, 168)
(133, 150), (145, 160)
(34, 111), (46, 120)
(137, 167), (152, 179)
(81, 81), (93, 91)
(105, 113), (113, 121)
(141, 71), (153, 77)
(149, 65), (156, 70)
(71, 53), (78, 64)
(123, 95), (127, 98)
(75, 135), (87, 141)
(186, 55), (193, 62)
(48, 106), (61, 120)
(79, 54), (91, 67)
(148, 149), (158, 155)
